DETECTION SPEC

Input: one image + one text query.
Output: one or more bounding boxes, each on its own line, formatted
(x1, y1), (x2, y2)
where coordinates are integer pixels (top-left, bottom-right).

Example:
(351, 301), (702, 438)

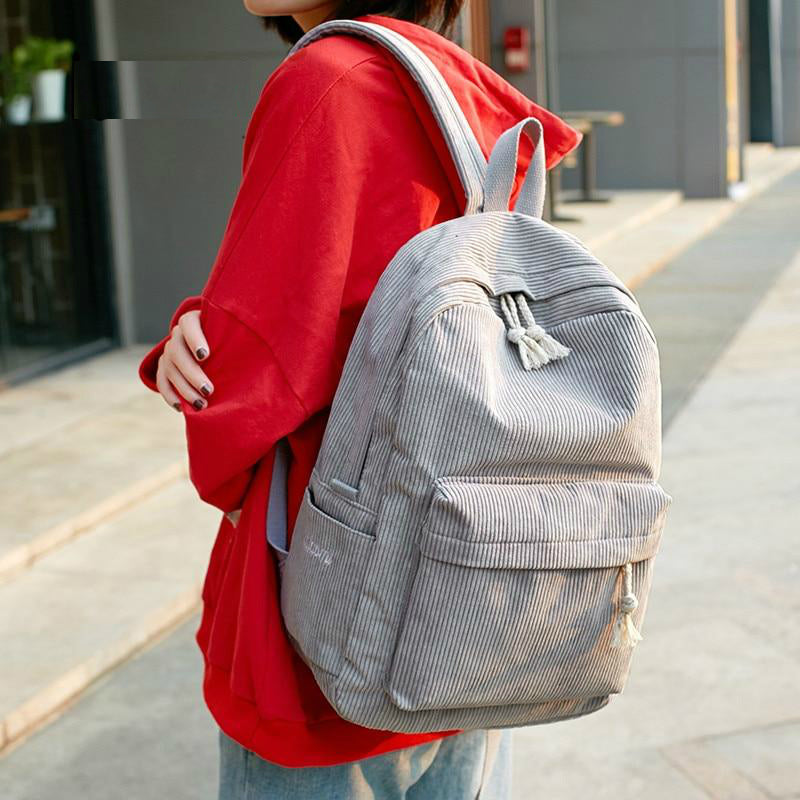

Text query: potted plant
(17, 36), (74, 122)
(1, 49), (33, 125)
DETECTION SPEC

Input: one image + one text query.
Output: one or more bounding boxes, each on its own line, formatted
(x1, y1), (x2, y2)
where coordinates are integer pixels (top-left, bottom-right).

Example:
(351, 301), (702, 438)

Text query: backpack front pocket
(387, 479), (670, 712)
(281, 479), (376, 677)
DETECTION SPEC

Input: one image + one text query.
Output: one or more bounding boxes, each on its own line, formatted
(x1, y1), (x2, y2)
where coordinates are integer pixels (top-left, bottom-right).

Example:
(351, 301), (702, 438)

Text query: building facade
(0, 0), (798, 380)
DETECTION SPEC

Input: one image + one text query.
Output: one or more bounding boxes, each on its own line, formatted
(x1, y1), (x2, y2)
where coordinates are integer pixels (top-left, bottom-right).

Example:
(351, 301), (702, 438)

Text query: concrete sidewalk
(4, 232), (799, 798)
(0, 350), (219, 754)
(513, 241), (800, 797)
(2, 162), (799, 797)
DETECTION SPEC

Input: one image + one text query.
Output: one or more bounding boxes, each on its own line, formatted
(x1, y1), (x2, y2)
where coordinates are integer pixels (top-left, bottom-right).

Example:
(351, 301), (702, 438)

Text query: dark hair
(261, 1), (466, 46)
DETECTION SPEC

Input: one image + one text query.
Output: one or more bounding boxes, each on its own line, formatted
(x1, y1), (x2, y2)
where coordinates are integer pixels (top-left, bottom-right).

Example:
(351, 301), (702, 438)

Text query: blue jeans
(218, 728), (512, 799)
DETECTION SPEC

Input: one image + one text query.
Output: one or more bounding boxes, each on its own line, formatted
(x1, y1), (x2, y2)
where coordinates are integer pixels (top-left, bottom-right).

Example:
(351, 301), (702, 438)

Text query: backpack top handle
(288, 19), (487, 216)
(482, 117), (547, 219)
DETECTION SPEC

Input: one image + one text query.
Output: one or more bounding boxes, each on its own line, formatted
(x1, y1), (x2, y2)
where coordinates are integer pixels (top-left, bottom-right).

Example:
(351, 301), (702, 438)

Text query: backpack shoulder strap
(288, 19), (486, 215)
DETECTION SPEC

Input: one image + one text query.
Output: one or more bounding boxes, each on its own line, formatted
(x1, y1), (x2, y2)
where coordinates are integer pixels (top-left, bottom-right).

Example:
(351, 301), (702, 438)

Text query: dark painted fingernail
(172, 402), (182, 412)
(195, 347), (208, 360)
(200, 383), (213, 397)
(192, 399), (205, 411)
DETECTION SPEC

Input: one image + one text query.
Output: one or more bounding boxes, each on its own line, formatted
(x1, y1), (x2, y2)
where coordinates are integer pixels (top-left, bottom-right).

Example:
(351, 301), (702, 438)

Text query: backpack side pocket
(281, 476), (376, 678)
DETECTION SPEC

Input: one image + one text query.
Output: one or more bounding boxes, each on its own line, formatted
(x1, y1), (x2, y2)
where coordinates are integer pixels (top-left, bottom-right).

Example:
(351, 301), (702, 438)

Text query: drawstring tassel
(611, 562), (643, 649)
(500, 293), (570, 370)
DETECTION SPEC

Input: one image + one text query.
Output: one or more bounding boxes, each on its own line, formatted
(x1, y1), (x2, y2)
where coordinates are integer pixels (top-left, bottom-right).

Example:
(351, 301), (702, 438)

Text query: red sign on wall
(503, 27), (531, 73)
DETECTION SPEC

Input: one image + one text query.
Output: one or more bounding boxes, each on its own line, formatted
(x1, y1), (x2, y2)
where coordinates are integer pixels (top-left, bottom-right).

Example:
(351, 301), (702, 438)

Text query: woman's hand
(156, 310), (214, 411)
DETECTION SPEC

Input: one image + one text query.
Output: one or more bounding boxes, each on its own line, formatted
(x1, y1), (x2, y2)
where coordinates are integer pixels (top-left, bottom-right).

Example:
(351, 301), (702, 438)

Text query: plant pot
(32, 69), (66, 122)
(4, 95), (32, 125)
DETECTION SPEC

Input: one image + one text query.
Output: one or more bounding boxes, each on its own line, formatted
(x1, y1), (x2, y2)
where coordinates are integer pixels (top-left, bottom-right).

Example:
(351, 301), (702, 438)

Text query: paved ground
(514, 171), (800, 800)
(0, 622), (216, 800)
(0, 349), (218, 753)
(2, 167), (799, 798)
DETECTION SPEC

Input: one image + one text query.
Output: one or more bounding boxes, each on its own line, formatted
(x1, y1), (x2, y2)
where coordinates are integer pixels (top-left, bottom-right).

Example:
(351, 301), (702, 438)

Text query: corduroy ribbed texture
(280, 21), (670, 734)
(280, 207), (671, 734)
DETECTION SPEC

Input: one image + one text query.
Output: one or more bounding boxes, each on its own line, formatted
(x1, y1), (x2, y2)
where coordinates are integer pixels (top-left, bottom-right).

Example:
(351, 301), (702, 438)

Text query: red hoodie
(139, 14), (580, 767)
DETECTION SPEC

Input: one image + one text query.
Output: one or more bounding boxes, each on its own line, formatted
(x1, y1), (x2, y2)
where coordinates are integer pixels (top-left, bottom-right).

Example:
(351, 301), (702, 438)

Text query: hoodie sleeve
(141, 43), (462, 513)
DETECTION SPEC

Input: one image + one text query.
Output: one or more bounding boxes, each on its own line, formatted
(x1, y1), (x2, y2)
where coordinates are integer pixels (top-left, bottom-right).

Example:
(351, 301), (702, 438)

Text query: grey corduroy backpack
(272, 20), (671, 734)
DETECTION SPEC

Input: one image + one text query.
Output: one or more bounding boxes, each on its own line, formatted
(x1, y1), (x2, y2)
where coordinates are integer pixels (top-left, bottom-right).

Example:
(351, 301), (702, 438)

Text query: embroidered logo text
(303, 537), (333, 566)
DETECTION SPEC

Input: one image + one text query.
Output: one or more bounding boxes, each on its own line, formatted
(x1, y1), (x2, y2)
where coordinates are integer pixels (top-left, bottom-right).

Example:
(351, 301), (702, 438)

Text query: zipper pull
(611, 561), (643, 648)
(500, 293), (570, 370)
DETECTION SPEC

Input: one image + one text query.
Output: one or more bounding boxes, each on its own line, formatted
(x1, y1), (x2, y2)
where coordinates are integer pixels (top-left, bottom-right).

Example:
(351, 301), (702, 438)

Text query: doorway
(0, 0), (115, 384)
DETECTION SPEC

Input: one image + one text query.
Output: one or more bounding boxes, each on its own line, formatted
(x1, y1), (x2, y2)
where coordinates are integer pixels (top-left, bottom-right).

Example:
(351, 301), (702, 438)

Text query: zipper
(329, 280), (640, 500)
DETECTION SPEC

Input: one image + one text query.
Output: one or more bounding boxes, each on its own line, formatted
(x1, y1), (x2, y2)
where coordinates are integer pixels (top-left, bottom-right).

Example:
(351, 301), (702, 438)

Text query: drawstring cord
(500, 293), (570, 370)
(611, 562), (643, 648)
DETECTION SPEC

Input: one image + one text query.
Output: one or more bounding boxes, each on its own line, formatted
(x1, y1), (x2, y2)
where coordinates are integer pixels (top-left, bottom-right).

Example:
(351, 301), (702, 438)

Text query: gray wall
(777, 0), (800, 145)
(98, 0), (749, 342)
(95, 0), (287, 343)
(488, 0), (545, 104)
(555, 0), (729, 197)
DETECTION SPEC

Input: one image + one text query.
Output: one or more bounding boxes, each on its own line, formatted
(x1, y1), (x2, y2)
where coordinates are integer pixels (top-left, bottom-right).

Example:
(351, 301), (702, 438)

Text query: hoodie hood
(358, 14), (582, 172)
